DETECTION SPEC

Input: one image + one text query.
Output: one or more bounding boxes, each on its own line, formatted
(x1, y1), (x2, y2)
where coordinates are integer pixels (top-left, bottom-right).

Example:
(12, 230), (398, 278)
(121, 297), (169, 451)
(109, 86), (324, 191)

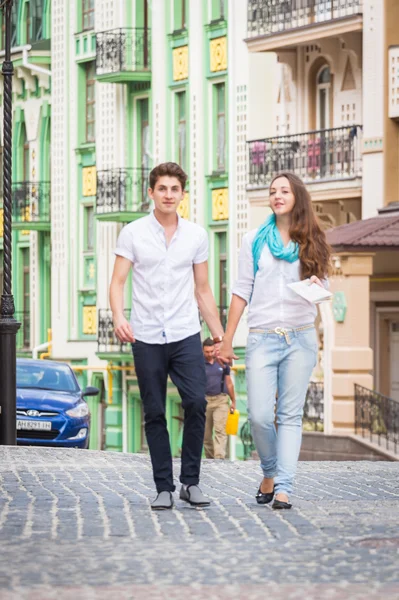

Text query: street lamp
(0, 0), (20, 445)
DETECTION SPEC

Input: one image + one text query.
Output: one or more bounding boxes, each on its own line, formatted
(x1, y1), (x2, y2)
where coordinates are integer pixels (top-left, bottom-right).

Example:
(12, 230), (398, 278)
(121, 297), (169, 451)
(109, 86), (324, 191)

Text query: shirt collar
(149, 210), (182, 233)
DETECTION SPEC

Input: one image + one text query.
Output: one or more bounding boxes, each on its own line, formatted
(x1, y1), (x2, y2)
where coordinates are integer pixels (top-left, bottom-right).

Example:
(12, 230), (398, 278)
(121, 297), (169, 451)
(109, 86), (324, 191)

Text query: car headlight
(66, 402), (89, 418)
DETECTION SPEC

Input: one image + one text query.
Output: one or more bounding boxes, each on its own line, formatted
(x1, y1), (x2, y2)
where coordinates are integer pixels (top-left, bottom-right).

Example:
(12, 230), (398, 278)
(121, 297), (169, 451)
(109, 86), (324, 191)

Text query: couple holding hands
(110, 162), (330, 511)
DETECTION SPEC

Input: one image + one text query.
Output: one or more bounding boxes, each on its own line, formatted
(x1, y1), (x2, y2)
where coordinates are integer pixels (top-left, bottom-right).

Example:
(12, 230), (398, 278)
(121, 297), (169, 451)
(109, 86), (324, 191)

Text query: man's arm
(193, 261), (224, 340)
(225, 374), (236, 412)
(109, 256), (135, 343)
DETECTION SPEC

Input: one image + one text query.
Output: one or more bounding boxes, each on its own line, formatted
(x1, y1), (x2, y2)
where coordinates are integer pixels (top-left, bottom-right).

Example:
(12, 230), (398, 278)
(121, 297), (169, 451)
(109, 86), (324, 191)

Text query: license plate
(17, 420), (52, 431)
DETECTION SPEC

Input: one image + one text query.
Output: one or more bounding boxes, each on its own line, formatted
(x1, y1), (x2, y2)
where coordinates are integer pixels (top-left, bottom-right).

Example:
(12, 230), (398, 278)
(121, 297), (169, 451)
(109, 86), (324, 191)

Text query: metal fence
(248, 126), (362, 188)
(97, 309), (132, 354)
(247, 0), (363, 38)
(240, 381), (324, 459)
(96, 168), (151, 216)
(96, 28), (151, 75)
(355, 384), (399, 455)
(12, 182), (51, 224)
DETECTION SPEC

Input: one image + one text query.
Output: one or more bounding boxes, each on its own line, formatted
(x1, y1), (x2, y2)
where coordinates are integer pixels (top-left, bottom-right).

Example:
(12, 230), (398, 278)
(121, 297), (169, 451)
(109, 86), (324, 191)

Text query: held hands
(113, 315), (135, 343)
(216, 340), (239, 366)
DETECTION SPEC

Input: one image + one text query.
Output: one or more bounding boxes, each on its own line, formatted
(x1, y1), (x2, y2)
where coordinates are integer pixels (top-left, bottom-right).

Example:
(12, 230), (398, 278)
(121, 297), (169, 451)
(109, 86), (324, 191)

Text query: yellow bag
(225, 410), (240, 436)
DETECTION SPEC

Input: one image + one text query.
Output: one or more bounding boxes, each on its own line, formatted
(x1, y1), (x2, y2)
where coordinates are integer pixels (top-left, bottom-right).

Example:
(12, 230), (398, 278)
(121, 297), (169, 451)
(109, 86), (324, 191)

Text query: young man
(203, 338), (236, 460)
(110, 162), (224, 510)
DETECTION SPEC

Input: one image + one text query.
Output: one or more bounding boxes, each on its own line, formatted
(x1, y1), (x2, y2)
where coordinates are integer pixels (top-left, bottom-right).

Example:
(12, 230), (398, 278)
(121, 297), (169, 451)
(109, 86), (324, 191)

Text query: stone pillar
(330, 253), (374, 432)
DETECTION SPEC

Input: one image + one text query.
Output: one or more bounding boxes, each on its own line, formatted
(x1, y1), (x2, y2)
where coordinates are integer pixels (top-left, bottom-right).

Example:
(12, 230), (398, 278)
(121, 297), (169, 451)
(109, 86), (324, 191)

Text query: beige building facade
(244, 0), (399, 436)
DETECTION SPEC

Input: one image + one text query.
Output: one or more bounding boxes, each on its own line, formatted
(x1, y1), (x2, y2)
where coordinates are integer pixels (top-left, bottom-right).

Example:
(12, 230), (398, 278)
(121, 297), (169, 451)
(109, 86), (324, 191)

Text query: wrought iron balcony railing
(12, 182), (51, 230)
(98, 309), (132, 354)
(96, 168), (151, 222)
(96, 28), (151, 81)
(355, 384), (399, 455)
(247, 0), (363, 38)
(240, 381), (324, 459)
(247, 125), (362, 188)
(15, 311), (31, 350)
(98, 307), (228, 353)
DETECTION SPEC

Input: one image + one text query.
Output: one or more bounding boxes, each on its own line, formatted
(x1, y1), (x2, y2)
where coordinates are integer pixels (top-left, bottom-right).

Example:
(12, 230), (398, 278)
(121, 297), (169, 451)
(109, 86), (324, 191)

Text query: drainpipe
(319, 302), (335, 435)
(122, 368), (128, 453)
(22, 46), (52, 77)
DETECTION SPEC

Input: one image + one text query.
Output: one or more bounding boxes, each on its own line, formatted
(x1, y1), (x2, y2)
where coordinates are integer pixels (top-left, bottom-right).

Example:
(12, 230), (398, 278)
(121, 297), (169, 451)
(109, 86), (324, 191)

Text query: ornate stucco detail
(177, 192), (189, 220)
(83, 166), (97, 197)
(212, 188), (229, 221)
(210, 36), (227, 73)
(173, 46), (189, 81)
(83, 306), (97, 335)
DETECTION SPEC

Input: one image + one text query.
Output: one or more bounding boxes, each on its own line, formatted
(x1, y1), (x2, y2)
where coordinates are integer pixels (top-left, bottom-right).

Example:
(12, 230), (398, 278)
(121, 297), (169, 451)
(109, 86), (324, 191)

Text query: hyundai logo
(27, 410), (40, 417)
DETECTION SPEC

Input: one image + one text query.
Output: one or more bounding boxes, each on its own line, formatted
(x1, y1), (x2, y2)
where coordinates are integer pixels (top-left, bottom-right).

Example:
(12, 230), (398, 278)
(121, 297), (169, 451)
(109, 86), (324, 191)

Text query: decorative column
(330, 253), (374, 432)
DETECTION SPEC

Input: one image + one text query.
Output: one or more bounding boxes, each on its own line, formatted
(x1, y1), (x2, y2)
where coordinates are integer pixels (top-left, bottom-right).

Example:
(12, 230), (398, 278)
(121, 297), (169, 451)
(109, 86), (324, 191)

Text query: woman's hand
(217, 340), (239, 366)
(113, 315), (135, 343)
(310, 275), (323, 288)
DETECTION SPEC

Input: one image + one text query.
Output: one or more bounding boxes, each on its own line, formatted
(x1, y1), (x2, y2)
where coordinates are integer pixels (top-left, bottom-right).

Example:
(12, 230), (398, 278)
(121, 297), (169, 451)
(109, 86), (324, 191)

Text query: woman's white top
(232, 229), (328, 330)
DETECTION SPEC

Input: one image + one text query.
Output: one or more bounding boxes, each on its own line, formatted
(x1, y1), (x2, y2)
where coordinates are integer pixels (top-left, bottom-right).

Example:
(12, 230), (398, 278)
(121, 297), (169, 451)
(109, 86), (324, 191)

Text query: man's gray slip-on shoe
(151, 491), (174, 510)
(179, 485), (211, 507)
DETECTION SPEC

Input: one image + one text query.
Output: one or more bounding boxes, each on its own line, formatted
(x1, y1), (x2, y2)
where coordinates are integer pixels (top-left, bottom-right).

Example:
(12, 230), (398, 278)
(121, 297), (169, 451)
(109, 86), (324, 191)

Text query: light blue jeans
(246, 326), (318, 496)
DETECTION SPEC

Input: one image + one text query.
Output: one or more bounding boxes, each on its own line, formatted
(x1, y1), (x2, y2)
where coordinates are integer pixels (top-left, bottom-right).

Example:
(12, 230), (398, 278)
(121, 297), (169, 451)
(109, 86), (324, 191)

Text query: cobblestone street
(0, 447), (398, 599)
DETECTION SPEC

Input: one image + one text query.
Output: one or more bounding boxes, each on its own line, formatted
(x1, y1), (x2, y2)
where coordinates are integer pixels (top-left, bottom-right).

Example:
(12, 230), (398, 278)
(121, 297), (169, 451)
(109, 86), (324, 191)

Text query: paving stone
(0, 447), (399, 598)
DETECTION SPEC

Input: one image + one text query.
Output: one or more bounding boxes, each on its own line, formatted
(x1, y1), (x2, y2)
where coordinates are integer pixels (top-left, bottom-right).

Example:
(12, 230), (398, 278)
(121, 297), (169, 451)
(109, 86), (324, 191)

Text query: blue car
(16, 359), (99, 449)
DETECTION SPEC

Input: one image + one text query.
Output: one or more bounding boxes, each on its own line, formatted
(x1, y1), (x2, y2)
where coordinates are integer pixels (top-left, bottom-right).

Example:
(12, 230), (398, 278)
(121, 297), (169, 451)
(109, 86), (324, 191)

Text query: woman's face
(269, 176), (296, 217)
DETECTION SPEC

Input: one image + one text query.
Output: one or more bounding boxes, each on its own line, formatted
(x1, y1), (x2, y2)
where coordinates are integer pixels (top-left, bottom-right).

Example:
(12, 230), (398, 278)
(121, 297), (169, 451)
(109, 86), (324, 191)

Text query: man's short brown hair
(149, 162), (188, 191)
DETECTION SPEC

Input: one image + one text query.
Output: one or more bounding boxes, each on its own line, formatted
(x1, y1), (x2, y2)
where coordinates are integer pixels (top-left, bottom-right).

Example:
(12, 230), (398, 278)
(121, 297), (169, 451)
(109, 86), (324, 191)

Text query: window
(11, 1), (18, 47)
(215, 83), (226, 171)
(216, 231), (228, 327)
(176, 91), (187, 171)
(85, 206), (95, 251)
(82, 0), (95, 32)
(174, 0), (187, 31)
(31, 0), (44, 42)
(26, 1), (31, 43)
(212, 0), (225, 21)
(22, 248), (30, 348)
(316, 66), (331, 130)
(85, 62), (96, 142)
(23, 130), (30, 181)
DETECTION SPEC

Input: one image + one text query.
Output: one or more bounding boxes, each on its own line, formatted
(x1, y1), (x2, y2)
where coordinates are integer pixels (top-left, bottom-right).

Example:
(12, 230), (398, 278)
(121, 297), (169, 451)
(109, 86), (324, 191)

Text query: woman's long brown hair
(270, 172), (331, 280)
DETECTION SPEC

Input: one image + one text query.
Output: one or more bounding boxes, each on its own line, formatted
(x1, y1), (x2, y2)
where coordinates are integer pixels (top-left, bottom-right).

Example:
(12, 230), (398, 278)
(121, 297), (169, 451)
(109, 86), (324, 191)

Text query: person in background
(203, 338), (236, 460)
(218, 172), (331, 510)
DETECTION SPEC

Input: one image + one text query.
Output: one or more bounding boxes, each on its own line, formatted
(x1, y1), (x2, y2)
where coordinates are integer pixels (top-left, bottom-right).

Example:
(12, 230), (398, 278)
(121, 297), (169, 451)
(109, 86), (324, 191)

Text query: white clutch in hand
(287, 279), (333, 304)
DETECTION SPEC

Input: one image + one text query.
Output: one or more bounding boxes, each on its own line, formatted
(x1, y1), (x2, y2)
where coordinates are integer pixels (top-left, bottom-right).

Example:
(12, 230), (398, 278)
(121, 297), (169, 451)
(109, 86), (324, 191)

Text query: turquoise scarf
(252, 214), (299, 276)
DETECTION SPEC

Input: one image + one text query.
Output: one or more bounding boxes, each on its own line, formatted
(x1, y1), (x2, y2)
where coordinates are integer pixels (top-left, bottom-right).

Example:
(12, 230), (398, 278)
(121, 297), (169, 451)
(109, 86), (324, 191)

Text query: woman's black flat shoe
(272, 498), (292, 510)
(255, 485), (275, 505)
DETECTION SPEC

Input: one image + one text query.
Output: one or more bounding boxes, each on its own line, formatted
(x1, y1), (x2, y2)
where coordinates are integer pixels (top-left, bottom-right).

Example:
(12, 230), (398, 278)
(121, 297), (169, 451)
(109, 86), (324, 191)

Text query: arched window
(316, 66), (331, 130)
(31, 0), (44, 42)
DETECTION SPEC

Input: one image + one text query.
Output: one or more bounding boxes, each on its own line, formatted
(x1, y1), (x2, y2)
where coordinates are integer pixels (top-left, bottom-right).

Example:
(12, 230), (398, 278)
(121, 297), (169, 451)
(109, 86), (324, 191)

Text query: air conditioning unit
(389, 46), (399, 120)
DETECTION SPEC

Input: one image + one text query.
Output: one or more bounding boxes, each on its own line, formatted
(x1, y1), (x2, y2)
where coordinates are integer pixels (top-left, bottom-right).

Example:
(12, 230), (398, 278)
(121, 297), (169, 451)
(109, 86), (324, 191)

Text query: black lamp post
(0, 0), (20, 446)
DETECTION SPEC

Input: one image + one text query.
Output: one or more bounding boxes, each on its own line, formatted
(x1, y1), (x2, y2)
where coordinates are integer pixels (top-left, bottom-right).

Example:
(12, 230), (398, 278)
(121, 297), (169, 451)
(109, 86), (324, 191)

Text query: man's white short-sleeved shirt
(115, 211), (208, 344)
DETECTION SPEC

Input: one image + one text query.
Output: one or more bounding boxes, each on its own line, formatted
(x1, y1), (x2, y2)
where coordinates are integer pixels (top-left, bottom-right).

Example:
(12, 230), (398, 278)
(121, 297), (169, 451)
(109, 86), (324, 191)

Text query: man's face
(203, 345), (215, 362)
(148, 176), (184, 215)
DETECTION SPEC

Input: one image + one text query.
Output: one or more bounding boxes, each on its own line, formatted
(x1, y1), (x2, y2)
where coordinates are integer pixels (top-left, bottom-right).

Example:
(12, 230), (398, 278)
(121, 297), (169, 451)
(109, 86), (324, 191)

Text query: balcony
(12, 182), (51, 231)
(15, 311), (31, 352)
(247, 125), (362, 189)
(96, 28), (151, 84)
(246, 0), (363, 52)
(95, 168), (151, 222)
(98, 309), (132, 356)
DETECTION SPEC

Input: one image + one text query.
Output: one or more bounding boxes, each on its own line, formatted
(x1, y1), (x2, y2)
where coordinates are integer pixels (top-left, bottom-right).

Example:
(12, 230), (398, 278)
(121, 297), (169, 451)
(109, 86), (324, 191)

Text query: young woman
(219, 172), (331, 509)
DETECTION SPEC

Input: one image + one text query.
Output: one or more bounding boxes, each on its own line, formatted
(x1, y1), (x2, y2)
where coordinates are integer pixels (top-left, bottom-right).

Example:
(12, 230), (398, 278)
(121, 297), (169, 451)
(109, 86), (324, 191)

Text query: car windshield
(17, 363), (79, 393)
